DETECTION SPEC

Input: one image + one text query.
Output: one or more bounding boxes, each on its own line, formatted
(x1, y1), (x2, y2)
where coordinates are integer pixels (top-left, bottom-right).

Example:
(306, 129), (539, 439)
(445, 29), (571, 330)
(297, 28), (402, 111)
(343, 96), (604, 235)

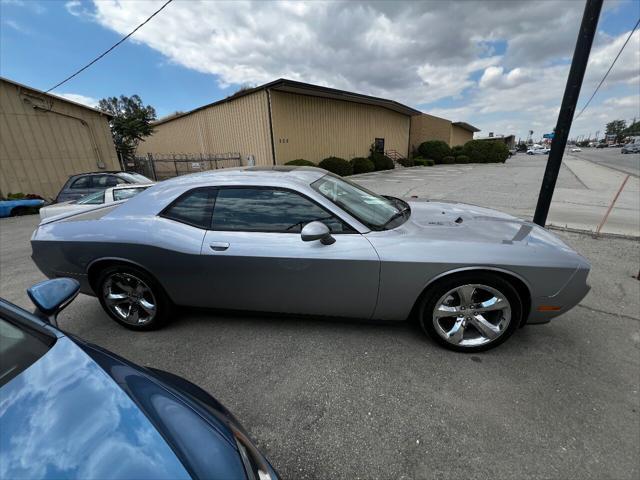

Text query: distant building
(0, 77), (119, 199)
(409, 113), (480, 151)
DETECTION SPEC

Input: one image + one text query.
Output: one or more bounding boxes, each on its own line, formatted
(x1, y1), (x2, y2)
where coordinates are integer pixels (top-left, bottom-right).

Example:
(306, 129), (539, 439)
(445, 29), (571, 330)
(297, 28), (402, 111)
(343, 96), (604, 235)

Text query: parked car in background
(526, 148), (550, 155)
(40, 183), (154, 220)
(0, 198), (44, 218)
(54, 171), (153, 203)
(31, 166), (591, 352)
(596, 143), (608, 149)
(621, 143), (640, 154)
(0, 278), (279, 480)
(570, 147), (582, 152)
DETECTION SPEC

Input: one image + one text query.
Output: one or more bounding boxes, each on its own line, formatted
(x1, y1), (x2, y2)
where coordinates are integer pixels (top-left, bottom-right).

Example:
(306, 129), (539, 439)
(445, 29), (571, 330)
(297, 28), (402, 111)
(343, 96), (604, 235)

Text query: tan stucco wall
(409, 114), (452, 152)
(137, 90), (273, 166)
(270, 91), (410, 164)
(0, 79), (119, 199)
(450, 125), (474, 146)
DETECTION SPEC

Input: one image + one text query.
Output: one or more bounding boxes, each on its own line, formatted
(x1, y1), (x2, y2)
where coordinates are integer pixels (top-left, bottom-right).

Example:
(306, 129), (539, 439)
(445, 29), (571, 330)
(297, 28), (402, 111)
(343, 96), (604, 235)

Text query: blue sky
(1, 0), (638, 141)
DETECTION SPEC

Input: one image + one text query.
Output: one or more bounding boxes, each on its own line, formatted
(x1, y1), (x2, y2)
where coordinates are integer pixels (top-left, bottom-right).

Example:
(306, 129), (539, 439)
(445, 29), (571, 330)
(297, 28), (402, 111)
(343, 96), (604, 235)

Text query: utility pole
(595, 130), (599, 141)
(533, 0), (603, 226)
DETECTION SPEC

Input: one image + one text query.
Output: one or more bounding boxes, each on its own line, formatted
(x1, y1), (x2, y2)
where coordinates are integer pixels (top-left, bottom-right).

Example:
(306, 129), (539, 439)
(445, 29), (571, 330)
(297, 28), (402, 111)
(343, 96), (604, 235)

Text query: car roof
(156, 165), (328, 190)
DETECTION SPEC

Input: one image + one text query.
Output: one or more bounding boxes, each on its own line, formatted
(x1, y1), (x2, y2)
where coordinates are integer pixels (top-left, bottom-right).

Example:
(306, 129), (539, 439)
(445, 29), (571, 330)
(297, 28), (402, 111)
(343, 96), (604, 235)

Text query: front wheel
(419, 273), (522, 352)
(96, 265), (171, 330)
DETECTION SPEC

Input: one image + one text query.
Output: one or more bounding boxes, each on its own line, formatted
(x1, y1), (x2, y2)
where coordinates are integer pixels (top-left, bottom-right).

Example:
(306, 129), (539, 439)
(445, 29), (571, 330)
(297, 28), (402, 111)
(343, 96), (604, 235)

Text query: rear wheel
(96, 265), (171, 330)
(419, 272), (522, 352)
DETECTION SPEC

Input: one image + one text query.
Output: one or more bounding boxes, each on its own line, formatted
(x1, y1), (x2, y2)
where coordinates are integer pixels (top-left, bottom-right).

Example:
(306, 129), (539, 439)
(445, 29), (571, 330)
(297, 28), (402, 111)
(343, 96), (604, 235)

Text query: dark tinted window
(70, 176), (92, 189)
(213, 188), (347, 233)
(94, 175), (119, 188)
(0, 317), (51, 387)
(162, 189), (213, 229)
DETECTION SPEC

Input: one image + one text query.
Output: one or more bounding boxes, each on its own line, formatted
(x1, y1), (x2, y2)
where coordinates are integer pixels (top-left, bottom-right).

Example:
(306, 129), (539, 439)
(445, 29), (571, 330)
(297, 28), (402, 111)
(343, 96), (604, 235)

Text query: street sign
(543, 133), (555, 139)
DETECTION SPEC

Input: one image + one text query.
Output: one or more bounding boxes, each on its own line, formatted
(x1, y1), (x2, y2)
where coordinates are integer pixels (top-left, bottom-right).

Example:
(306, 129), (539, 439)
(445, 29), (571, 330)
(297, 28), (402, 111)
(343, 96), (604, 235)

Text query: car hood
(401, 200), (573, 251)
(0, 336), (190, 480)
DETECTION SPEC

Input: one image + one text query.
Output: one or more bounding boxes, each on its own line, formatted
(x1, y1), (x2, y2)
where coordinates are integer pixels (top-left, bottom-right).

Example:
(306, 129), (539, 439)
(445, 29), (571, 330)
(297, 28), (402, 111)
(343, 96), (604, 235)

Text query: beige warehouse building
(0, 77), (119, 199)
(409, 113), (480, 152)
(137, 79), (421, 167)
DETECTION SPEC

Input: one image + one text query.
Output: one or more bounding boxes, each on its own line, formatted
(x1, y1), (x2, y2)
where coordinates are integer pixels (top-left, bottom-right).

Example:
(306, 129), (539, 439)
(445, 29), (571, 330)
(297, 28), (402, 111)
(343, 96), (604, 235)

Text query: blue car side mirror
(27, 278), (80, 327)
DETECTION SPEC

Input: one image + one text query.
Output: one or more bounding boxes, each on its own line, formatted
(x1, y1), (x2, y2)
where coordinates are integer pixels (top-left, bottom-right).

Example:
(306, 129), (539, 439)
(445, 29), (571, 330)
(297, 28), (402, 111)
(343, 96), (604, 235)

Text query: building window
(374, 138), (385, 153)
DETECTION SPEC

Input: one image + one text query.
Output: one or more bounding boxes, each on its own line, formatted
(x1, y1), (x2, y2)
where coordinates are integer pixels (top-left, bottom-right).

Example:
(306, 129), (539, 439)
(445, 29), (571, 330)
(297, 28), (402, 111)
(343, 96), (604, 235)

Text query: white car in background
(526, 148), (550, 155)
(39, 184), (154, 220)
(570, 147), (582, 152)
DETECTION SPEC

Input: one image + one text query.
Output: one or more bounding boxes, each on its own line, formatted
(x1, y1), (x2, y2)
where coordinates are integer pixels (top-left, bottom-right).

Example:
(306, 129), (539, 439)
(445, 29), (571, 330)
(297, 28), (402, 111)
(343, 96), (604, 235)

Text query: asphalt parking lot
(1, 209), (638, 479)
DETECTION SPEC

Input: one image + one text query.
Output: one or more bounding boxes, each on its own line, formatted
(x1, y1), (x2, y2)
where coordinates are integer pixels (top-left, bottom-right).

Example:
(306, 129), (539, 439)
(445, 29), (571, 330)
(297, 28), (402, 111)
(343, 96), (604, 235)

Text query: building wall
(409, 114), (452, 152)
(450, 125), (474, 146)
(270, 91), (410, 164)
(137, 90), (273, 167)
(0, 80), (119, 199)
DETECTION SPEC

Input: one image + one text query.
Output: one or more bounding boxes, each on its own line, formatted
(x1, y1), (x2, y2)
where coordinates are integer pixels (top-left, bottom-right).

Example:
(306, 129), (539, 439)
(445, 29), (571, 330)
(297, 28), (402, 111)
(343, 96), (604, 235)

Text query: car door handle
(209, 242), (230, 252)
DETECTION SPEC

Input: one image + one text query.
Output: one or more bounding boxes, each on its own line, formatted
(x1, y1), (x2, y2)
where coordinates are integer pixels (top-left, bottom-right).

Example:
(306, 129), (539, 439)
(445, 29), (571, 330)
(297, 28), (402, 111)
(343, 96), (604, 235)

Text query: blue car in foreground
(0, 279), (278, 480)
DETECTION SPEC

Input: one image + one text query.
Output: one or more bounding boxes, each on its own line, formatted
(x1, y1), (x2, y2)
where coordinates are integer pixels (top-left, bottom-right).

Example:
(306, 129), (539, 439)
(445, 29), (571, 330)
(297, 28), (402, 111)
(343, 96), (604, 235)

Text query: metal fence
(128, 153), (243, 181)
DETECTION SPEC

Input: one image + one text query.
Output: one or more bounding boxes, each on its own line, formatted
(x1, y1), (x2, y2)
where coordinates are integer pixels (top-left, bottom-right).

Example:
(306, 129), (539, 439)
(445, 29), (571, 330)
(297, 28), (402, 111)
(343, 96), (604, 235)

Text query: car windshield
(0, 317), (51, 387)
(311, 174), (408, 230)
(76, 190), (105, 205)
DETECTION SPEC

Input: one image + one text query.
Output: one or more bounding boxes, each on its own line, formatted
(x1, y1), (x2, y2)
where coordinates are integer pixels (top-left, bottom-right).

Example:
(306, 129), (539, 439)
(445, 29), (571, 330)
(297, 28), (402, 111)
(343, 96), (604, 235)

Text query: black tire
(96, 264), (172, 331)
(418, 272), (522, 352)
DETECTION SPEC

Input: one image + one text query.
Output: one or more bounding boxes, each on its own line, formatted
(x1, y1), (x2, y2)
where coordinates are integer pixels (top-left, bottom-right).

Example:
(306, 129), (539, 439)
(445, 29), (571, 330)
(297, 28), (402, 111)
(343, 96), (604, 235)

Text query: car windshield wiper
(381, 205), (410, 229)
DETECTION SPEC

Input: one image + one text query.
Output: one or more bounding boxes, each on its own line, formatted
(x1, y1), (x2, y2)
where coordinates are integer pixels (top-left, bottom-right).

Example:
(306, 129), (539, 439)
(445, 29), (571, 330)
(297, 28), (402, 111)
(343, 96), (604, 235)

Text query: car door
(65, 175), (94, 201)
(200, 186), (380, 319)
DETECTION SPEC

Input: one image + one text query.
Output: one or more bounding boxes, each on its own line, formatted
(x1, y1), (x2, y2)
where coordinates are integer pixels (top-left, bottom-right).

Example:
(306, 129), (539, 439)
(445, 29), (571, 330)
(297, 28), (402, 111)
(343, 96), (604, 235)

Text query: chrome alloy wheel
(102, 272), (157, 326)
(432, 284), (511, 348)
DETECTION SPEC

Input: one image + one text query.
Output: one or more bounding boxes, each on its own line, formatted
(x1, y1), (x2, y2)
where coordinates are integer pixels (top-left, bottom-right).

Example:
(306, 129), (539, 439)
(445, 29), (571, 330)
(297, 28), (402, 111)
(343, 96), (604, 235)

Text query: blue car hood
(0, 337), (190, 480)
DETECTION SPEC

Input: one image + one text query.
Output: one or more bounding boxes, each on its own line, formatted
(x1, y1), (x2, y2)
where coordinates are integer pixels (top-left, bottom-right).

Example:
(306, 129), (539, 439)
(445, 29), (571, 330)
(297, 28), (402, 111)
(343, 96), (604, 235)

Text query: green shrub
(463, 140), (509, 163)
(397, 156), (415, 167)
(369, 152), (395, 171)
(455, 155), (470, 163)
(350, 157), (375, 174)
(441, 156), (456, 164)
(414, 158), (435, 166)
(417, 140), (452, 163)
(318, 156), (353, 176)
(285, 159), (315, 166)
(451, 145), (464, 156)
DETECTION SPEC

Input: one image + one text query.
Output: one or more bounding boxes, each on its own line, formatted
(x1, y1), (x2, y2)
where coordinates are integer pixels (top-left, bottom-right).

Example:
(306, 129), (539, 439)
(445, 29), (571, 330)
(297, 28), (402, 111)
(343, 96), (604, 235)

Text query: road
(568, 147), (640, 176)
(353, 154), (640, 237)
(2, 213), (639, 480)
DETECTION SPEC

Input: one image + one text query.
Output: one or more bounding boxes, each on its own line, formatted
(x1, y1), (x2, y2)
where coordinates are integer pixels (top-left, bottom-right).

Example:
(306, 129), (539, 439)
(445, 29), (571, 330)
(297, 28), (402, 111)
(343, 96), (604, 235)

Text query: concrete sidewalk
(352, 154), (640, 237)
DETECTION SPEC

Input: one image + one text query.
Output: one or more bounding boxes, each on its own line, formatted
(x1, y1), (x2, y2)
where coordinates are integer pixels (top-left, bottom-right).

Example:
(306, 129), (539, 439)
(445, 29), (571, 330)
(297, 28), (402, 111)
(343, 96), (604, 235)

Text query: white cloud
(55, 93), (100, 108)
(75, 0), (638, 140)
(3, 19), (31, 34)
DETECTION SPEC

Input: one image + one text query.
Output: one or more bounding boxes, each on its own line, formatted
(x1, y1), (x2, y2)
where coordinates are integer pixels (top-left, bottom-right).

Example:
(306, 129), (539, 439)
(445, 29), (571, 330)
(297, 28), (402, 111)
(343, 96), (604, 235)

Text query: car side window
(212, 187), (349, 233)
(94, 175), (119, 188)
(161, 189), (214, 229)
(70, 176), (92, 189)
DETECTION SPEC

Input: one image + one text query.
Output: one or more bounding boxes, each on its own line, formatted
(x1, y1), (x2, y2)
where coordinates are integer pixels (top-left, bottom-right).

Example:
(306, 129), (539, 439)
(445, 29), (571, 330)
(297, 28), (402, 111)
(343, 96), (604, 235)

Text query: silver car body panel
(31, 167), (590, 324)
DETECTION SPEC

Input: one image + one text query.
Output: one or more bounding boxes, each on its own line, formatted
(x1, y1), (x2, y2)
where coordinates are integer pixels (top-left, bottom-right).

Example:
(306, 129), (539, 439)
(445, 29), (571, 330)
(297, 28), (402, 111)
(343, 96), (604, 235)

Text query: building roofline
(475, 134), (516, 140)
(153, 78), (422, 126)
(452, 121), (480, 133)
(0, 76), (113, 118)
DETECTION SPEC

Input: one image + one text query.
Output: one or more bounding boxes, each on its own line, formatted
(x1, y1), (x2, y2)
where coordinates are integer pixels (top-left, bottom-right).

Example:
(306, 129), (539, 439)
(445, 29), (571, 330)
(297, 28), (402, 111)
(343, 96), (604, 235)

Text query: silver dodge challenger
(31, 166), (591, 352)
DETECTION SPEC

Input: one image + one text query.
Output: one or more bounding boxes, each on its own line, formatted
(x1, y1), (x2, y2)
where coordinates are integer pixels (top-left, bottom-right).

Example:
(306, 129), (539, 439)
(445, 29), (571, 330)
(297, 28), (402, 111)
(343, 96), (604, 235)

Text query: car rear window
(0, 317), (51, 387)
(77, 191), (105, 205)
(113, 187), (147, 201)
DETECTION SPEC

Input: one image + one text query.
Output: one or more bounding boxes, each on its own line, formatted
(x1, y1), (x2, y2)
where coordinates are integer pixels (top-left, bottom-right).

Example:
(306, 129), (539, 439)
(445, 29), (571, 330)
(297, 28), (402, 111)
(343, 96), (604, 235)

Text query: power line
(45, 0), (174, 93)
(574, 17), (640, 120)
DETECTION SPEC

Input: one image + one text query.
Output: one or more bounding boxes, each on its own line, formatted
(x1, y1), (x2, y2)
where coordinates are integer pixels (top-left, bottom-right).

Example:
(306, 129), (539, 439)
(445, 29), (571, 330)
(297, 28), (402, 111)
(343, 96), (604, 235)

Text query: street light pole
(533, 0), (603, 226)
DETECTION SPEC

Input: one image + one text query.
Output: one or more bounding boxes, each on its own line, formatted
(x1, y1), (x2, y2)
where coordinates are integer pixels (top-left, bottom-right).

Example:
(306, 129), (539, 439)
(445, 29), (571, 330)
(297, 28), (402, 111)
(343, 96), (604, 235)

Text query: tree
(605, 119), (627, 143)
(621, 120), (639, 138)
(98, 95), (156, 163)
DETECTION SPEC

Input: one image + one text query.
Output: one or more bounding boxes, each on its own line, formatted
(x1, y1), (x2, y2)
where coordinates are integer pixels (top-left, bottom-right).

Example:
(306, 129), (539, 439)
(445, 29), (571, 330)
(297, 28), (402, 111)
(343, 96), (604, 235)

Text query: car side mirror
(27, 278), (80, 327)
(301, 221), (335, 245)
